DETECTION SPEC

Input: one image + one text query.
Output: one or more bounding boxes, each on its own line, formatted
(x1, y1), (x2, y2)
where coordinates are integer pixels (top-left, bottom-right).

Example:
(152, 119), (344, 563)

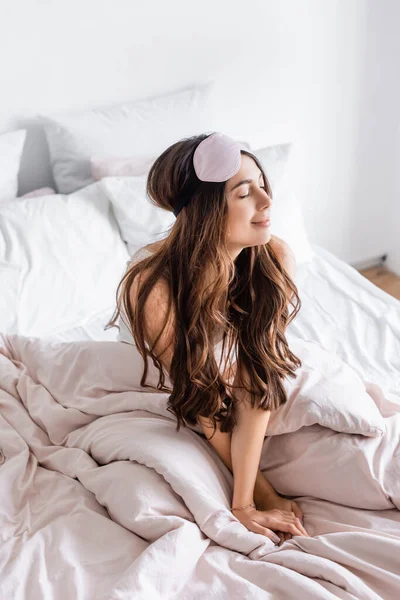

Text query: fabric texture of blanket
(0, 333), (400, 599)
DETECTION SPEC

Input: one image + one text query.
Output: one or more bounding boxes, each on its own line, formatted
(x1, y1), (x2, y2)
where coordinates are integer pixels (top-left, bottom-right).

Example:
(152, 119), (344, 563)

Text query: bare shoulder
(146, 240), (166, 253)
(269, 235), (294, 259)
(268, 235), (296, 279)
(128, 268), (173, 324)
(129, 269), (176, 375)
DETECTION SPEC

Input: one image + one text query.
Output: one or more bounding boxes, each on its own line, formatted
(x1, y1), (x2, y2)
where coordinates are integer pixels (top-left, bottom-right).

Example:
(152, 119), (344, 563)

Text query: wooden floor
(358, 265), (400, 300)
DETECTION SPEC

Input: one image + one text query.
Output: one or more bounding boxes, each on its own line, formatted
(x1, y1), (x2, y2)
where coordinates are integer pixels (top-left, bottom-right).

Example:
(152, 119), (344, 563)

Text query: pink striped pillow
(90, 156), (155, 181)
(20, 187), (56, 198)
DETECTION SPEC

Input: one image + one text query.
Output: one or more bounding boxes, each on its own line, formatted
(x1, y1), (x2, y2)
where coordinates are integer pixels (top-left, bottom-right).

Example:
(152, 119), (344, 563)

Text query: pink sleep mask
(193, 132), (244, 182)
(173, 132), (246, 217)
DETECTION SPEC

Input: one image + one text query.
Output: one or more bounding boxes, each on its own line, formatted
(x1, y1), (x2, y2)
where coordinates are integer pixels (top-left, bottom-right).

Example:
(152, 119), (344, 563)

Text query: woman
(107, 132), (384, 546)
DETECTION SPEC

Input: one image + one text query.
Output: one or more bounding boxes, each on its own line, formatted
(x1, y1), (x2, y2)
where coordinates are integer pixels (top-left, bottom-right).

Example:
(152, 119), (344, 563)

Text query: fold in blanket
(1, 333), (400, 599)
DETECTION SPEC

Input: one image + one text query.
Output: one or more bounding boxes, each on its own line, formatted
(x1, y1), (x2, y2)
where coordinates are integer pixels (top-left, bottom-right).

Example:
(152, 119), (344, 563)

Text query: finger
(248, 521), (281, 544)
(267, 518), (302, 536)
(288, 513), (310, 537)
(259, 512), (309, 537)
(277, 531), (291, 543)
(280, 513), (310, 537)
(269, 510), (299, 526)
(276, 531), (285, 546)
(291, 502), (304, 521)
(296, 520), (310, 537)
(287, 522), (309, 537)
(272, 516), (307, 537)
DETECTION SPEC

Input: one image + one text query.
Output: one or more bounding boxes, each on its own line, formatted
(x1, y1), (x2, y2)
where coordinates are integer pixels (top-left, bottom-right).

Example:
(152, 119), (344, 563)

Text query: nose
(257, 188), (272, 209)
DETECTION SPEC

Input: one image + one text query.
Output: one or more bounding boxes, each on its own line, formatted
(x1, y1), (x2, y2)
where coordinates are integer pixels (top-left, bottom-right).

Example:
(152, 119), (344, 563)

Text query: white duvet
(1, 330), (400, 600)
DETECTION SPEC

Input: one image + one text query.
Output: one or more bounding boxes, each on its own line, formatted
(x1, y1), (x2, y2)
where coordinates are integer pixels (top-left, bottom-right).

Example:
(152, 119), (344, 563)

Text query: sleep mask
(173, 132), (246, 217)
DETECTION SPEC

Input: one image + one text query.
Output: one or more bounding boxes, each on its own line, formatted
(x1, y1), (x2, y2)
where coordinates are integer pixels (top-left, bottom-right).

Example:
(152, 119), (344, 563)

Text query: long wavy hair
(106, 133), (302, 436)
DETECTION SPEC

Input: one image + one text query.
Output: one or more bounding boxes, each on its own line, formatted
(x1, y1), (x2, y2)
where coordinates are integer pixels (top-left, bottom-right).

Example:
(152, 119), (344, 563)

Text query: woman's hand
(232, 504), (310, 545)
(255, 492), (309, 544)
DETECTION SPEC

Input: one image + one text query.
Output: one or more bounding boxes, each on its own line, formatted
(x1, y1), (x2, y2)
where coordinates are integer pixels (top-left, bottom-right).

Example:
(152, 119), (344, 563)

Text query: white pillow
(100, 175), (175, 256)
(0, 130), (26, 205)
(0, 182), (130, 337)
(253, 144), (314, 264)
(40, 83), (216, 194)
(265, 338), (385, 437)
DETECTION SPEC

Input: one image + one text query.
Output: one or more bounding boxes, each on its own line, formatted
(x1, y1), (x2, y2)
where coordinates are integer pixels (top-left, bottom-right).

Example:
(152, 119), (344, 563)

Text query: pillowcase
(90, 156), (155, 181)
(0, 182), (130, 337)
(253, 144), (313, 264)
(0, 130), (26, 205)
(40, 83), (216, 194)
(265, 338), (385, 437)
(20, 187), (55, 199)
(100, 175), (175, 256)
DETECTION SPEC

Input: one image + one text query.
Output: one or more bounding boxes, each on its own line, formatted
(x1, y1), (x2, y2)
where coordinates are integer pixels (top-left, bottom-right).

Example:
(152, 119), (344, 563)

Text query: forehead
(226, 154), (262, 190)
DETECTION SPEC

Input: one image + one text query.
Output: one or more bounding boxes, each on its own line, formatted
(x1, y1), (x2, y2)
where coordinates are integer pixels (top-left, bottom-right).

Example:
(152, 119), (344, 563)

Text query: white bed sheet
(288, 244), (400, 399)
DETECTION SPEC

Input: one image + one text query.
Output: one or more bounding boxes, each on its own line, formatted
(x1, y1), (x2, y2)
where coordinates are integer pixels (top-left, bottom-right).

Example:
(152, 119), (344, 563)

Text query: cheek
(227, 204), (252, 228)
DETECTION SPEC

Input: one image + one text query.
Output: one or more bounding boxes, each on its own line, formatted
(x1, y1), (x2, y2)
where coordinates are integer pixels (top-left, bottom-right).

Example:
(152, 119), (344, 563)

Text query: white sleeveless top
(117, 246), (237, 376)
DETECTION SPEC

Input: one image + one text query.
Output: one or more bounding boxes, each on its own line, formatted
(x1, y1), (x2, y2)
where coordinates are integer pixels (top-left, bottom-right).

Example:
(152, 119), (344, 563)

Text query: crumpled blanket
(0, 333), (399, 600)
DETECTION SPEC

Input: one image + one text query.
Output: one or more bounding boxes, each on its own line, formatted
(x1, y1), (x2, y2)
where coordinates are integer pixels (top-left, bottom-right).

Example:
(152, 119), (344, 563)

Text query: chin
(259, 231), (272, 243)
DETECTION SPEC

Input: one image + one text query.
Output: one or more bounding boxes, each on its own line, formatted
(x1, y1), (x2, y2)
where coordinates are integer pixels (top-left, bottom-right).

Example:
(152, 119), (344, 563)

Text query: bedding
(0, 129), (26, 204)
(40, 83), (216, 194)
(0, 325), (400, 599)
(19, 186), (55, 198)
(0, 262), (21, 333)
(288, 245), (400, 399)
(0, 165), (399, 597)
(0, 181), (129, 337)
(100, 174), (176, 255)
(90, 155), (156, 180)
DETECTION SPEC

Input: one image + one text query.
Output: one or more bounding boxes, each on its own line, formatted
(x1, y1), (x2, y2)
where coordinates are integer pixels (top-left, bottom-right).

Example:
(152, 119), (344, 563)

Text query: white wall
(371, 1), (400, 275)
(0, 0), (397, 266)
(390, 137), (400, 274)
(347, 0), (400, 273)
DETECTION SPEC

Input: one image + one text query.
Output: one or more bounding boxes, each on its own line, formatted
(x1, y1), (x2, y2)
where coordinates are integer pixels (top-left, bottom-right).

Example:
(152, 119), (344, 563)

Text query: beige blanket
(0, 333), (399, 599)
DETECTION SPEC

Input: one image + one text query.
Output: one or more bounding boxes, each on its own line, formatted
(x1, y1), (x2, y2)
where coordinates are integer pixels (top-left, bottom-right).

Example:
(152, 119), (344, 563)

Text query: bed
(1, 85), (399, 600)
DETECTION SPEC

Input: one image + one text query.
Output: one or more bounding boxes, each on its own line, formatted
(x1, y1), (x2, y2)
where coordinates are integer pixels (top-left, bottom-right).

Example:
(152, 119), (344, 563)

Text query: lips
(252, 218), (271, 225)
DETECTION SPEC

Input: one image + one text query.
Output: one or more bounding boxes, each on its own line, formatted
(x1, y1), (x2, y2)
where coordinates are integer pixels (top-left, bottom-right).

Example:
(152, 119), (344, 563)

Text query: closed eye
(239, 183), (265, 199)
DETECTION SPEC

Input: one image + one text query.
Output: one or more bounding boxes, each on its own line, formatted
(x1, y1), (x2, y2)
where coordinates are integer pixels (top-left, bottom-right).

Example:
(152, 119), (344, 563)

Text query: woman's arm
(198, 360), (278, 507)
(230, 390), (272, 508)
(198, 413), (278, 505)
